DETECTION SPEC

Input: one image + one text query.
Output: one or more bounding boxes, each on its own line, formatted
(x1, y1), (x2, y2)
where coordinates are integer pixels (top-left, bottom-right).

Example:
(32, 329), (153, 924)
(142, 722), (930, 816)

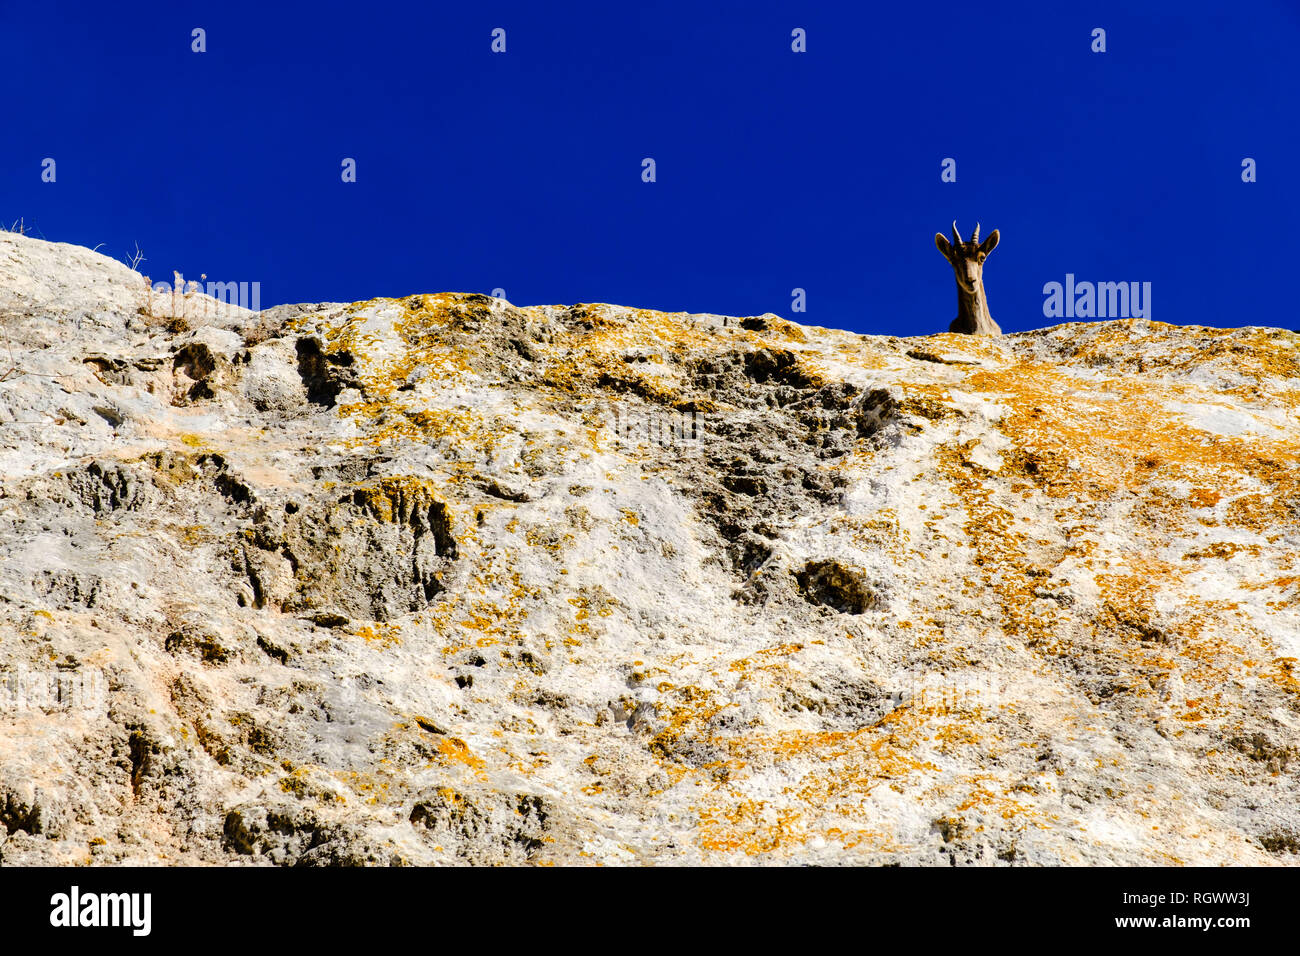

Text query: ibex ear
(935, 233), (953, 261)
(979, 229), (1000, 256)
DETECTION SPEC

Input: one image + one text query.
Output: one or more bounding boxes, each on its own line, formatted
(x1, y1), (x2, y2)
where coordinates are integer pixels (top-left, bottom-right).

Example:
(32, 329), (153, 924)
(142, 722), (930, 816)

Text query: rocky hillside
(1, 232), (1298, 865)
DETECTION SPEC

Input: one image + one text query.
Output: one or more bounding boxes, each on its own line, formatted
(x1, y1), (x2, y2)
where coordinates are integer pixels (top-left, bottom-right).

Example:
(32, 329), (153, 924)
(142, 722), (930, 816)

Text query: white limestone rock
(1, 232), (1298, 866)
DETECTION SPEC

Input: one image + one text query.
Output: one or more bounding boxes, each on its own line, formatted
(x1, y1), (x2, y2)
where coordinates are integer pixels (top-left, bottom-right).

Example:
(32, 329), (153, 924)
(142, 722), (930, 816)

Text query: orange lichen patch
(1176, 698), (1211, 722)
(567, 304), (727, 356)
(949, 776), (1050, 824)
(1260, 657), (1300, 697)
(355, 622), (402, 648)
(1224, 493), (1294, 531)
(821, 828), (903, 852)
(1182, 541), (1261, 561)
(693, 708), (944, 857)
(330, 294), (476, 381)
(437, 589), (532, 657)
(829, 511), (903, 556)
(649, 685), (728, 761)
(927, 331), (1009, 358)
(697, 798), (805, 854)
(555, 586), (618, 645)
(789, 357), (830, 389)
(930, 718), (984, 750)
(726, 642), (804, 676)
(533, 302), (838, 411)
(964, 357), (1300, 513)
(1169, 330), (1300, 382)
(554, 358), (683, 406)
(889, 329), (1300, 727)
(1094, 563), (1183, 639)
(765, 317), (808, 342)
(346, 475), (449, 523)
(506, 751), (551, 775)
(895, 382), (957, 422)
(426, 539), (541, 650)
(536, 308), (710, 405)
(1061, 319), (1219, 364)
(1061, 568), (1258, 724)
(342, 401), (490, 453)
(830, 338), (891, 372)
(300, 296), (512, 452)
(524, 524), (576, 552)
(334, 770), (393, 806)
(431, 785), (468, 809)
(1046, 321), (1300, 383)
(1241, 575), (1300, 593)
(276, 764), (341, 802)
(930, 439), (1062, 647)
(434, 736), (487, 770)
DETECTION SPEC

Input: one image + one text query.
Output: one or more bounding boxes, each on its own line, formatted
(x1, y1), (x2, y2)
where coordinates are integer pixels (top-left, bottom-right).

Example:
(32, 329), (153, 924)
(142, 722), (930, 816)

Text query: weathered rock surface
(1, 232), (1298, 865)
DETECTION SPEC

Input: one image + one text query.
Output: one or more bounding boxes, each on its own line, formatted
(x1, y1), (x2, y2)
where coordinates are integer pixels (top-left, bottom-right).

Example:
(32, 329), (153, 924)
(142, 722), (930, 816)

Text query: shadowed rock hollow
(2, 233), (1299, 865)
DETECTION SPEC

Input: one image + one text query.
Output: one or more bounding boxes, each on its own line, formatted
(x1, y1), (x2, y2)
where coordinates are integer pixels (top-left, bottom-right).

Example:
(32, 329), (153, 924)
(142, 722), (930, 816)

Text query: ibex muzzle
(935, 221), (1001, 336)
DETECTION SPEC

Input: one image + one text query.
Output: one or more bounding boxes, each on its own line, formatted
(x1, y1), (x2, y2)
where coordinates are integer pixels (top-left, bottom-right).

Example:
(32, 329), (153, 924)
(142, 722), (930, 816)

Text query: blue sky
(5, 1), (1297, 336)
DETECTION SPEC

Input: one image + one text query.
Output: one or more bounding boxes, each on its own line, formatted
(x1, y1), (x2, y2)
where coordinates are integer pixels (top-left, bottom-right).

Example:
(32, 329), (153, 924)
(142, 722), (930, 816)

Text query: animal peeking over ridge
(935, 221), (1001, 336)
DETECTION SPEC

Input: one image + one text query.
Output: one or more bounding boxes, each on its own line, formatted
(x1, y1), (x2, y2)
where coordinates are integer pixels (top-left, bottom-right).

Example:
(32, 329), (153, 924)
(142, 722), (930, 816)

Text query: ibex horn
(971, 222), (981, 244)
(951, 221), (962, 245)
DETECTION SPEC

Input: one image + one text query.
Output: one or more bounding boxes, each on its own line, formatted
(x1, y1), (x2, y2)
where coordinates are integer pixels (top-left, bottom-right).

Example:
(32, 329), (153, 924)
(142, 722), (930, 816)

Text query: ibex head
(935, 221), (999, 292)
(935, 221), (1002, 335)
